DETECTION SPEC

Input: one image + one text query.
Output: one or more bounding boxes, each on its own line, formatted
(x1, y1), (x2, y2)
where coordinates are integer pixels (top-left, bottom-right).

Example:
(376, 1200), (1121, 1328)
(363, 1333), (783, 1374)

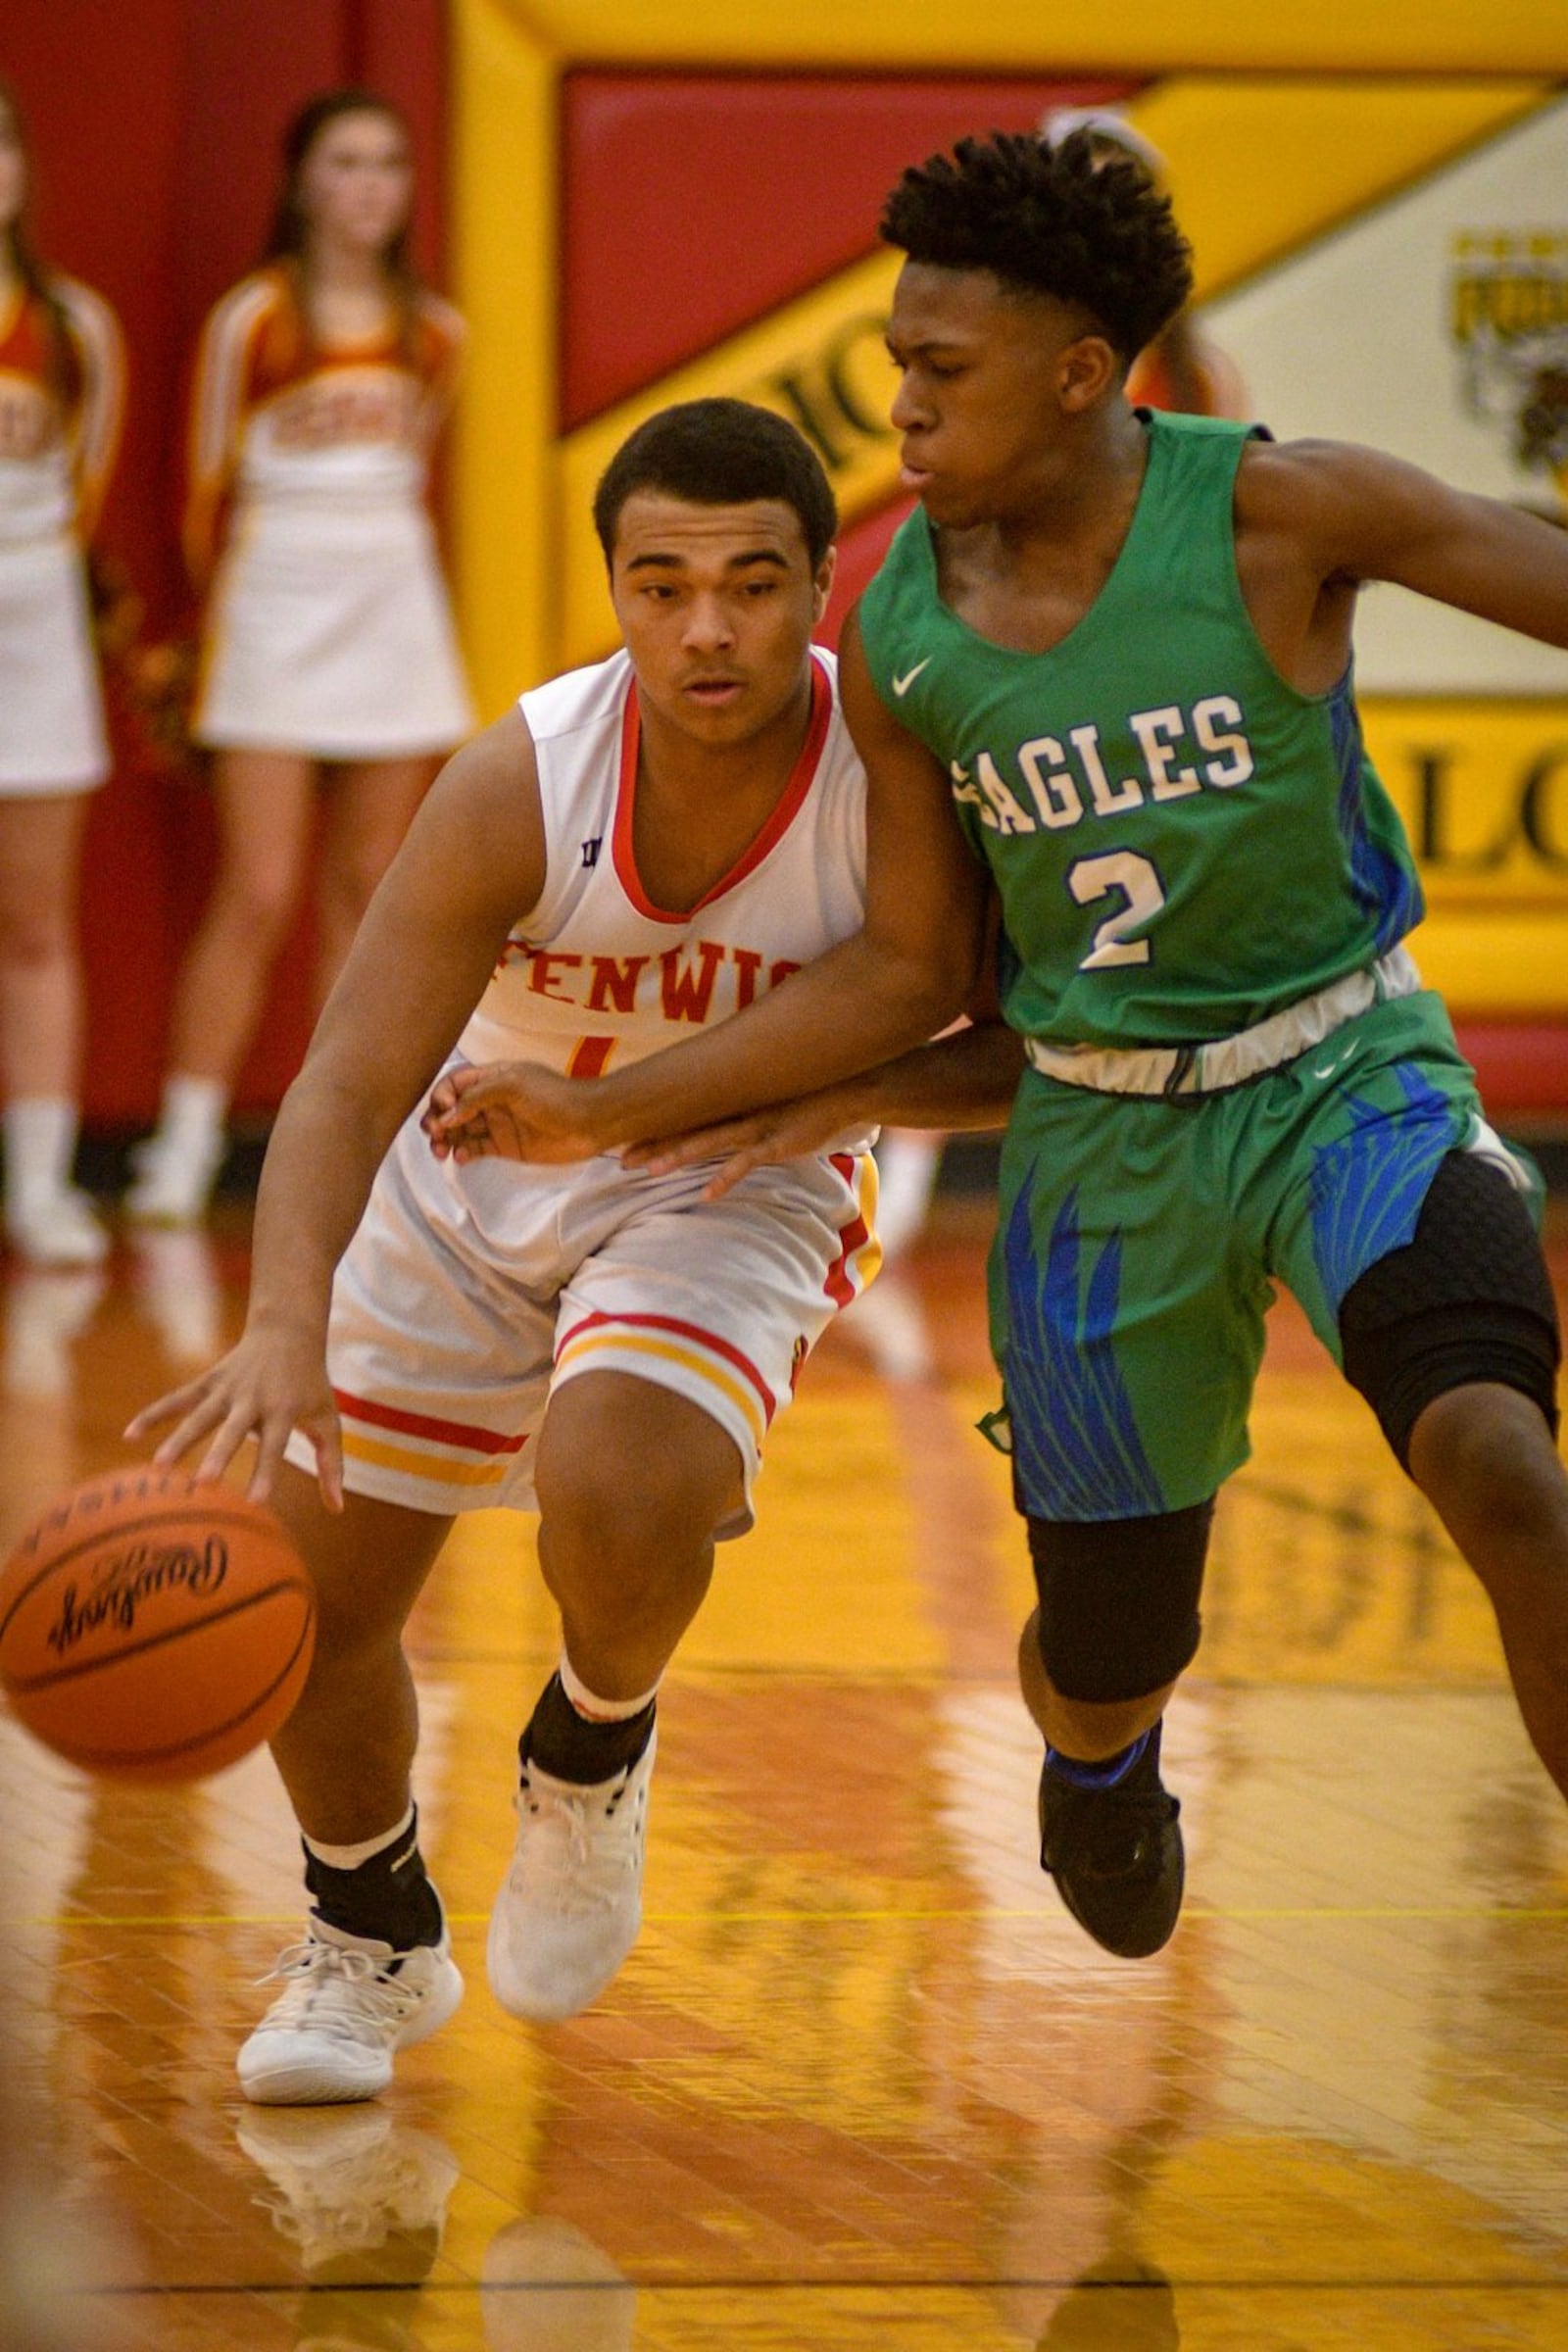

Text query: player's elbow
(280, 1044), (407, 1160)
(873, 933), (978, 1051)
(926, 950), (980, 1036)
(931, 898), (988, 1024)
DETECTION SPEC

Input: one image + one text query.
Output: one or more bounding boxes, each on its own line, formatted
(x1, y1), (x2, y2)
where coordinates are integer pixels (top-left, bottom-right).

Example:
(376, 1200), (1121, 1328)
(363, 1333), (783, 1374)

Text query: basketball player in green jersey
(427, 131), (1568, 1963)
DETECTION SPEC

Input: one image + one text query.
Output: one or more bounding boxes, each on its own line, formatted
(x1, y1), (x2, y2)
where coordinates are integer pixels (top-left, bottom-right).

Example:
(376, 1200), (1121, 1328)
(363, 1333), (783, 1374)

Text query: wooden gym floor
(2, 1182), (1566, 2352)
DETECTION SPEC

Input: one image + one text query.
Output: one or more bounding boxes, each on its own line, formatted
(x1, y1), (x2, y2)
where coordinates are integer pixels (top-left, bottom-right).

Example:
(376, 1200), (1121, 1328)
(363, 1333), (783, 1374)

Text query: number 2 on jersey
(1067, 851), (1164, 969)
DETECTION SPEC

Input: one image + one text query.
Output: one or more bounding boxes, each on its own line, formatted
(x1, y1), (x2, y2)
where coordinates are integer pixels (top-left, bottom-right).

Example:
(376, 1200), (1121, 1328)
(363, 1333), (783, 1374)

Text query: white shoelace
(512, 1770), (644, 1917)
(254, 1939), (424, 2045)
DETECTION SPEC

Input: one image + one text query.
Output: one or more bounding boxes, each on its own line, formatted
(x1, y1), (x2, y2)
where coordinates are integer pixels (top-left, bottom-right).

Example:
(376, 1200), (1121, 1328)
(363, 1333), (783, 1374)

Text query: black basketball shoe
(1037, 1722), (1184, 1958)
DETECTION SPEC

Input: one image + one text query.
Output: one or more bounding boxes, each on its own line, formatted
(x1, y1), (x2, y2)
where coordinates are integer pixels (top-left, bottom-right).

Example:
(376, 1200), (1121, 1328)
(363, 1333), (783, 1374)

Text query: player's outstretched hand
(626, 1090), (866, 1200)
(422, 1060), (611, 1165)
(123, 1324), (344, 1511)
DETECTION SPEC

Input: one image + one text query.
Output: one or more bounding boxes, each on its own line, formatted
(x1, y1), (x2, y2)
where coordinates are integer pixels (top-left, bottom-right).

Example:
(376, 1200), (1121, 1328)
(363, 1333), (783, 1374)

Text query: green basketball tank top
(858, 410), (1423, 1050)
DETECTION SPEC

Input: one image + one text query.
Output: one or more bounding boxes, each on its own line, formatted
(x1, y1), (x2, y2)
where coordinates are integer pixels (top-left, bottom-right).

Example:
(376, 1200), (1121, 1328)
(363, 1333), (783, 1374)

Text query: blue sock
(1045, 1729), (1151, 1791)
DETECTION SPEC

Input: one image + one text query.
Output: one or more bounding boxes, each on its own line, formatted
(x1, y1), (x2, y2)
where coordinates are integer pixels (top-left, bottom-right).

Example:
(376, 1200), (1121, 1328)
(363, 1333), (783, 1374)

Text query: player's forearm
(1403, 495), (1568, 647)
(623, 1018), (1022, 1185)
(782, 1020), (1022, 1139)
(244, 1070), (402, 1337)
(589, 929), (973, 1148)
(851, 1020), (1025, 1131)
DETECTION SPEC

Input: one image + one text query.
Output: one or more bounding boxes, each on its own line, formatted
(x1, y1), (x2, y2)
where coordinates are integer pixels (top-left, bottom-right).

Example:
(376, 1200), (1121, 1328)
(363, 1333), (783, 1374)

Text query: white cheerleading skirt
(194, 498), (475, 760)
(0, 533), (110, 795)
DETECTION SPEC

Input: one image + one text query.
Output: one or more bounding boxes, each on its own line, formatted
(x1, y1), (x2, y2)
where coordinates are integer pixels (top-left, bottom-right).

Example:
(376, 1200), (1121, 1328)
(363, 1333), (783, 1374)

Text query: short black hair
(594, 398), (838, 571)
(881, 129), (1194, 366)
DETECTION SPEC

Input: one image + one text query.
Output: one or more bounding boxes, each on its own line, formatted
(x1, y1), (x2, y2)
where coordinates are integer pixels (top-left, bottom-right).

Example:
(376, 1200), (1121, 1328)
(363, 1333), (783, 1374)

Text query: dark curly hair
(594, 399), (838, 570)
(880, 129), (1194, 367)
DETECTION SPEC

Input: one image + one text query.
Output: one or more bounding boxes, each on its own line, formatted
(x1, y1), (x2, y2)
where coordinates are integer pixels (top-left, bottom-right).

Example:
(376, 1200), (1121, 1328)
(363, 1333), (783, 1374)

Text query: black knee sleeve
(1027, 1499), (1212, 1704)
(1340, 1150), (1561, 1471)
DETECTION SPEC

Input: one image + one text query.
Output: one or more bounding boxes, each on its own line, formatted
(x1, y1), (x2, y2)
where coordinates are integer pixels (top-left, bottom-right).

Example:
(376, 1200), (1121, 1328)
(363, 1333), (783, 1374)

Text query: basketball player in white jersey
(127, 400), (979, 2104)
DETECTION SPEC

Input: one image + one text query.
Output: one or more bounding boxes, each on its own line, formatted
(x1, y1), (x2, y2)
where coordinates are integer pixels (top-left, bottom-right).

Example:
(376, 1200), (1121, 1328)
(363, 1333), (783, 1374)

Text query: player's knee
(1345, 1301), (1560, 1478)
(1407, 1383), (1568, 1547)
(1026, 1501), (1212, 1704)
(304, 1585), (407, 1677)
(538, 1450), (720, 1591)
(1338, 1150), (1560, 1476)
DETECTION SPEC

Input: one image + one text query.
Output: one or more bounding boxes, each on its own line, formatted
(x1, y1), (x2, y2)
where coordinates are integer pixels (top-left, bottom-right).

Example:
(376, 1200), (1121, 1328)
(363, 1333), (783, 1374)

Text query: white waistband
(1024, 948), (1423, 1098)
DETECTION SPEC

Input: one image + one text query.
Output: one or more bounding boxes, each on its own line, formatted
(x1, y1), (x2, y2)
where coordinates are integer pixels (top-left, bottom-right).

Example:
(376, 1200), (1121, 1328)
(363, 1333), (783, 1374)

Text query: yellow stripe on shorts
(342, 1430), (513, 1489)
(554, 1329), (768, 1448)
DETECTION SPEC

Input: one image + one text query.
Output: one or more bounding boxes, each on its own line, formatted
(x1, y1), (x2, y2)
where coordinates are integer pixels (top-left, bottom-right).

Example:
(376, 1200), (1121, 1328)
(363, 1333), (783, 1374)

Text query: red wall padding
(5, 0), (447, 1126)
(559, 72), (1135, 430)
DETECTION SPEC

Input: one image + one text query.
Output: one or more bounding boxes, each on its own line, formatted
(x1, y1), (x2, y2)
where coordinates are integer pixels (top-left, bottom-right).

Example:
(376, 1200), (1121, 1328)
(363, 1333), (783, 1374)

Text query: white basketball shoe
(237, 1920), (465, 2105)
(486, 1732), (655, 2024)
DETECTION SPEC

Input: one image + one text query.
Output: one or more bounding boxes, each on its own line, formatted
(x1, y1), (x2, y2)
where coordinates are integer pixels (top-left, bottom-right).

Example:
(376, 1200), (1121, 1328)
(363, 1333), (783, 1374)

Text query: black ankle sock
(520, 1671), (656, 1786)
(303, 1805), (444, 1951)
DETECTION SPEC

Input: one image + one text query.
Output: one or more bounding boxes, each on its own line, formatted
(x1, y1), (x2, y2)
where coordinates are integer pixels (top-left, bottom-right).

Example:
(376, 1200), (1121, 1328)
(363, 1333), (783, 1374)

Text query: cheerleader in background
(0, 80), (124, 1268)
(128, 87), (473, 1226)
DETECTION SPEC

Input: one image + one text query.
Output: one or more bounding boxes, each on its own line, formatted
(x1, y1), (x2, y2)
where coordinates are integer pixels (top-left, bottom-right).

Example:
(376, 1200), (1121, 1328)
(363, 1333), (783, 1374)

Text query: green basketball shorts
(986, 987), (1532, 1522)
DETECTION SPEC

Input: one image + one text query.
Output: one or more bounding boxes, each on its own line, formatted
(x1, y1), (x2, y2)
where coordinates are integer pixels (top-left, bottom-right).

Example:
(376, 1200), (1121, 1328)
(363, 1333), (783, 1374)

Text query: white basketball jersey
(458, 647), (867, 1086)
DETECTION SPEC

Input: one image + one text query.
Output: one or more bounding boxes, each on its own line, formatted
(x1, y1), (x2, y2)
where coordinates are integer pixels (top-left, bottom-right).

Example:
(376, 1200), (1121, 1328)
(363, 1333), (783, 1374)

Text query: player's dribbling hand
(626, 1090), (868, 1200)
(123, 1325), (344, 1512)
(422, 1061), (611, 1165)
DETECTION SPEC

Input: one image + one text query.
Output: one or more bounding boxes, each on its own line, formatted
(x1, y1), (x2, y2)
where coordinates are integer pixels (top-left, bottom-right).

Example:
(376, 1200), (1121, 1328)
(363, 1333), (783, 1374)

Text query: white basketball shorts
(284, 1103), (881, 1534)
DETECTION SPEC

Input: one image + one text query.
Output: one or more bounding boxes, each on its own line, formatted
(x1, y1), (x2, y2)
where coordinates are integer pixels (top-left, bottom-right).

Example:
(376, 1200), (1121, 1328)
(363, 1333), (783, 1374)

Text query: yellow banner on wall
(1363, 701), (1568, 1012)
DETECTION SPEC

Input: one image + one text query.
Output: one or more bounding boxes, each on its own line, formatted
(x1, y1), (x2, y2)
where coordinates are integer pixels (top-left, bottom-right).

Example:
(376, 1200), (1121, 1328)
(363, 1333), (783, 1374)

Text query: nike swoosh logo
(892, 659), (931, 698)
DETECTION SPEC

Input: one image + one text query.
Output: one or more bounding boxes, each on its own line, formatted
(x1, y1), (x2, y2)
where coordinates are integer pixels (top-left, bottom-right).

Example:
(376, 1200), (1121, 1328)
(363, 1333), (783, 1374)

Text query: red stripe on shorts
(333, 1389), (528, 1456)
(822, 1151), (870, 1307)
(555, 1309), (776, 1421)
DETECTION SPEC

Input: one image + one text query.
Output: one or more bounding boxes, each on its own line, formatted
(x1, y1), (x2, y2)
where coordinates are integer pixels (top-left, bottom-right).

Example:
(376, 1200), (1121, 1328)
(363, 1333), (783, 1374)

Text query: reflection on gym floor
(2, 1200), (1566, 2351)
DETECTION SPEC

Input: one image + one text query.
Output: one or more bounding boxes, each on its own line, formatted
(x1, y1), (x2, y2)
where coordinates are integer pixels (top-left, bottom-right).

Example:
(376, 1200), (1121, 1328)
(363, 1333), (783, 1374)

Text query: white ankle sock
(303, 1802), (416, 1872)
(4, 1098), (79, 1210)
(560, 1651), (661, 1723)
(155, 1074), (227, 1158)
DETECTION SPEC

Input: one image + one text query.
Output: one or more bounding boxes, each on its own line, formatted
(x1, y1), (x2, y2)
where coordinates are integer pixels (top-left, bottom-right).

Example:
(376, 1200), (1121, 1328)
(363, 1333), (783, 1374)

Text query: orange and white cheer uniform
(0, 275), (122, 793)
(187, 265), (473, 758)
(285, 647), (882, 1529)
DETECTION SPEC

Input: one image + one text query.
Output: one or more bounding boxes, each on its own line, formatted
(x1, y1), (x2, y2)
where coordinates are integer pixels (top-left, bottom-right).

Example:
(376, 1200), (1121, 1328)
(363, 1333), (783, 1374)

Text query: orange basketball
(0, 1469), (316, 1784)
